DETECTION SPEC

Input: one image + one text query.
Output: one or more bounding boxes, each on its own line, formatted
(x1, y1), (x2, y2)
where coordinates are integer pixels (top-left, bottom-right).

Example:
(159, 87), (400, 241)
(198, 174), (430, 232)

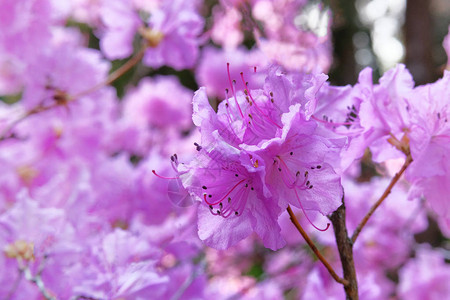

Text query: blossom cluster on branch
(0, 0), (449, 299)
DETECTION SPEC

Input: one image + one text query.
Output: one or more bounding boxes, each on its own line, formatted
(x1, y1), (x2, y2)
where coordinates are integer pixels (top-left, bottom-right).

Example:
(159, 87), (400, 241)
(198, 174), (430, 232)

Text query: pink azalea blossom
(405, 71), (450, 224)
(210, 5), (243, 49)
(398, 247), (450, 300)
(99, 0), (203, 70)
(196, 46), (268, 98)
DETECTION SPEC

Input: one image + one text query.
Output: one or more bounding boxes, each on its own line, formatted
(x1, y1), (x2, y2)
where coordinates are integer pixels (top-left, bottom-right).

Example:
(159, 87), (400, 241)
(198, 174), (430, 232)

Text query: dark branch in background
(329, 0), (358, 85)
(404, 0), (437, 85)
(287, 205), (349, 286)
(329, 203), (358, 300)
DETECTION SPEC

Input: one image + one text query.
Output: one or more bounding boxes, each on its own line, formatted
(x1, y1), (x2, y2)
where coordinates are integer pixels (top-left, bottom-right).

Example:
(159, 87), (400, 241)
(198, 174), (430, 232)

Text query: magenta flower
(185, 66), (345, 249)
(398, 247), (450, 300)
(196, 46), (268, 98)
(21, 43), (110, 109)
(244, 104), (343, 222)
(99, 0), (142, 60)
(182, 139), (285, 250)
(405, 71), (450, 224)
(99, 0), (203, 70)
(357, 64), (415, 162)
(210, 4), (243, 49)
(142, 0), (204, 70)
(252, 0), (332, 73)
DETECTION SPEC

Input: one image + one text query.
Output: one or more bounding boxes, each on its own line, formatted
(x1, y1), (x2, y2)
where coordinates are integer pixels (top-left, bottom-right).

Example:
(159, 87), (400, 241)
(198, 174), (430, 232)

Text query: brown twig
(287, 205), (349, 286)
(329, 203), (358, 300)
(71, 44), (148, 100)
(351, 154), (413, 243)
(0, 44), (148, 141)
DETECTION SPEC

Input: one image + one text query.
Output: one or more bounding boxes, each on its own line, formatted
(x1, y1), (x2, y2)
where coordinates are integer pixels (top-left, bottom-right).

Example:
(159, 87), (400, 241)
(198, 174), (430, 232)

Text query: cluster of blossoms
(0, 0), (449, 299)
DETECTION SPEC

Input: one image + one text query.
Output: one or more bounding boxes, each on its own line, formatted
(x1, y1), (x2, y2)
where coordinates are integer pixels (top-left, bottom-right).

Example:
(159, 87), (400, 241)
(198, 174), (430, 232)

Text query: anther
(235, 211), (239, 215)
(194, 142), (202, 151)
(316, 165), (322, 169)
(228, 197), (231, 203)
(202, 186), (207, 190)
(235, 174), (239, 177)
(290, 152), (293, 155)
(209, 205), (213, 210)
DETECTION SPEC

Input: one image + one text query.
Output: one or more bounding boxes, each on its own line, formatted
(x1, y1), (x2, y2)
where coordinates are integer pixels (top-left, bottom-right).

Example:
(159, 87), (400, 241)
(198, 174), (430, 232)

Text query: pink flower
(196, 46), (268, 98)
(405, 71), (450, 223)
(184, 67), (344, 249)
(244, 104), (343, 219)
(252, 0), (332, 73)
(398, 247), (450, 300)
(182, 139), (285, 250)
(99, 0), (142, 60)
(142, 0), (204, 70)
(210, 5), (243, 49)
(99, 0), (203, 70)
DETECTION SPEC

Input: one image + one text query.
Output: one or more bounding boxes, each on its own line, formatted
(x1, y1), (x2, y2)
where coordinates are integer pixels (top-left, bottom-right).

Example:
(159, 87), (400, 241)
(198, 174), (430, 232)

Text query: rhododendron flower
(398, 247), (450, 300)
(182, 137), (285, 250)
(211, 5), (243, 49)
(245, 104), (343, 220)
(196, 46), (268, 98)
(100, 0), (203, 70)
(142, 0), (204, 70)
(405, 71), (450, 223)
(184, 66), (345, 249)
(252, 0), (332, 73)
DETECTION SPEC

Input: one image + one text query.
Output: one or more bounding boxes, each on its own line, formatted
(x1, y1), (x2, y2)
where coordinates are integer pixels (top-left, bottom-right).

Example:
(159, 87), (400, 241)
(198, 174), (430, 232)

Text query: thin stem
(0, 45), (148, 142)
(23, 267), (56, 300)
(351, 154), (413, 243)
(71, 44), (148, 100)
(0, 104), (50, 141)
(287, 205), (349, 286)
